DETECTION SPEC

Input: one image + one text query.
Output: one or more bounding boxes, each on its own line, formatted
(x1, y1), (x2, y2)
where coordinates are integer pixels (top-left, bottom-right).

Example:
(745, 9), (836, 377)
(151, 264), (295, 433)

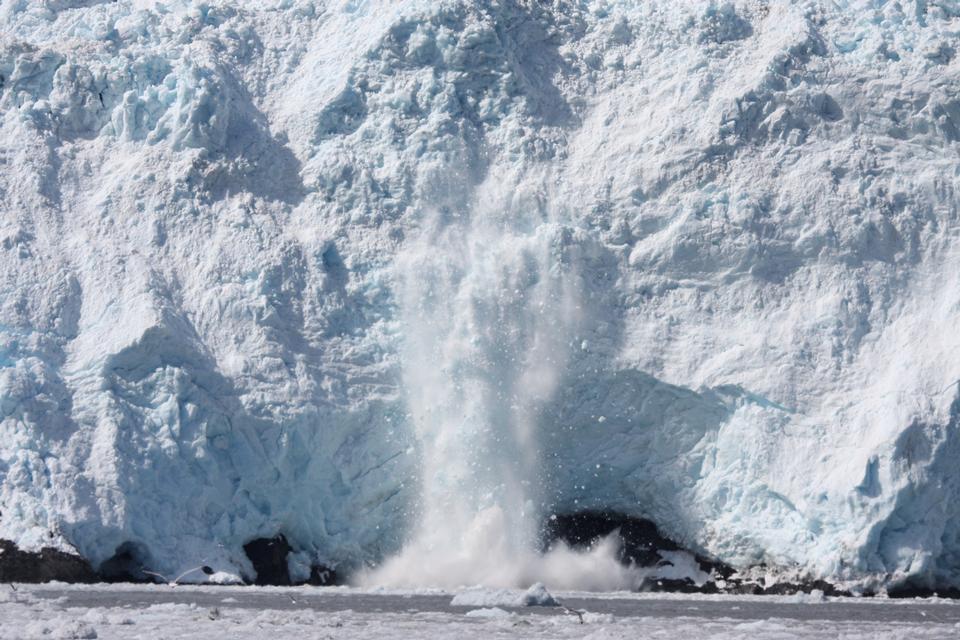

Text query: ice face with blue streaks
(1, 0), (959, 592)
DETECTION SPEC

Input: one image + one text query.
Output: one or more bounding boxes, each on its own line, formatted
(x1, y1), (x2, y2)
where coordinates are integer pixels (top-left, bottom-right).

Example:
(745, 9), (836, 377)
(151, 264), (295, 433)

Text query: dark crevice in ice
(307, 564), (342, 586)
(886, 582), (960, 599)
(241, 535), (343, 586)
(541, 511), (857, 597)
(542, 511), (733, 579)
(99, 541), (153, 583)
(243, 535), (293, 586)
(0, 539), (97, 583)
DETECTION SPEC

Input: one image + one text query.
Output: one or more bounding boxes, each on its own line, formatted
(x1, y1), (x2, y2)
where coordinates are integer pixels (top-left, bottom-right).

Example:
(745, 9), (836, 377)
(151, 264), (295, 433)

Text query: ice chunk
(463, 607), (511, 618)
(519, 583), (559, 607)
(450, 583), (558, 608)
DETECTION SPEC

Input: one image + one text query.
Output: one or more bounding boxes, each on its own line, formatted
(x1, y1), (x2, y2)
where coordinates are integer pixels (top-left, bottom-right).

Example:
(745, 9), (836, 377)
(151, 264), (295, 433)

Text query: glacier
(1, 0), (960, 592)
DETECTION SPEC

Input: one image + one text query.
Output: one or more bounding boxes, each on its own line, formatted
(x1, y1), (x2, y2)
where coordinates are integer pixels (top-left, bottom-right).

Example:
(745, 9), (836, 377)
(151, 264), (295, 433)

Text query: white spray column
(363, 171), (643, 589)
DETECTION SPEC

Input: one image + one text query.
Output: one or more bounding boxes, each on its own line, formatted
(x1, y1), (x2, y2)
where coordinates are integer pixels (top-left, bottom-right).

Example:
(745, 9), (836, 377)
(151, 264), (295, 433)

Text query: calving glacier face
(0, 0), (959, 590)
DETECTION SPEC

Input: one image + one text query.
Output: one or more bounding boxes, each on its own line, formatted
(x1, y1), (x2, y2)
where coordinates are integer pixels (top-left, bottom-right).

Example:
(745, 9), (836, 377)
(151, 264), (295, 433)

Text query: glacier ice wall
(1, 0), (960, 589)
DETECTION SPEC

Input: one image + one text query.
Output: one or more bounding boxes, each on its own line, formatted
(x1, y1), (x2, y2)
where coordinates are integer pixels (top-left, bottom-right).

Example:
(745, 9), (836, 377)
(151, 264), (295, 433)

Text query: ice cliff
(1, 0), (959, 592)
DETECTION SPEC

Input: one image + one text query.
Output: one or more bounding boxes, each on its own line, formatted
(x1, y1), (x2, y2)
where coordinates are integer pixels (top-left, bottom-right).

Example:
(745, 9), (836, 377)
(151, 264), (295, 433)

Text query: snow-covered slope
(1, 0), (959, 591)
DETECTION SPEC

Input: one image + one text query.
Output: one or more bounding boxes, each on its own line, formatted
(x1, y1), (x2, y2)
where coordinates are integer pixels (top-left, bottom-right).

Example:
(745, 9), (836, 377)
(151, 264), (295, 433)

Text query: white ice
(0, 584), (959, 640)
(0, 0), (959, 592)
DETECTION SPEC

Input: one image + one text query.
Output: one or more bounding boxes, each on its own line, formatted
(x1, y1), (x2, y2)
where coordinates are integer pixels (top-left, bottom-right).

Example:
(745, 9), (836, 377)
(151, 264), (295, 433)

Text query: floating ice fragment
(464, 607), (511, 618)
(450, 583), (558, 608)
(520, 582), (559, 607)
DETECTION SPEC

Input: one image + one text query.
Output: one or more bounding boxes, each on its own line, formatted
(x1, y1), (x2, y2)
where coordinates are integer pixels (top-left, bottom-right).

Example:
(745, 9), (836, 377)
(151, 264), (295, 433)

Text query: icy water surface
(2, 584), (958, 639)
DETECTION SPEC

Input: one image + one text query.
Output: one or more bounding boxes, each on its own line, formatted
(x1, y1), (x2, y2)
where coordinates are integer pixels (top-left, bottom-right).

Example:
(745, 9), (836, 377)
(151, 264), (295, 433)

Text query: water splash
(360, 172), (645, 590)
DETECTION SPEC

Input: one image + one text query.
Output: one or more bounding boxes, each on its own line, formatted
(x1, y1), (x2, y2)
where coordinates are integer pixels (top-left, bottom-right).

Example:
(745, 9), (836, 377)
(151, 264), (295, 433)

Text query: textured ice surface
(1, 0), (960, 590)
(450, 582), (559, 607)
(2, 584), (960, 640)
